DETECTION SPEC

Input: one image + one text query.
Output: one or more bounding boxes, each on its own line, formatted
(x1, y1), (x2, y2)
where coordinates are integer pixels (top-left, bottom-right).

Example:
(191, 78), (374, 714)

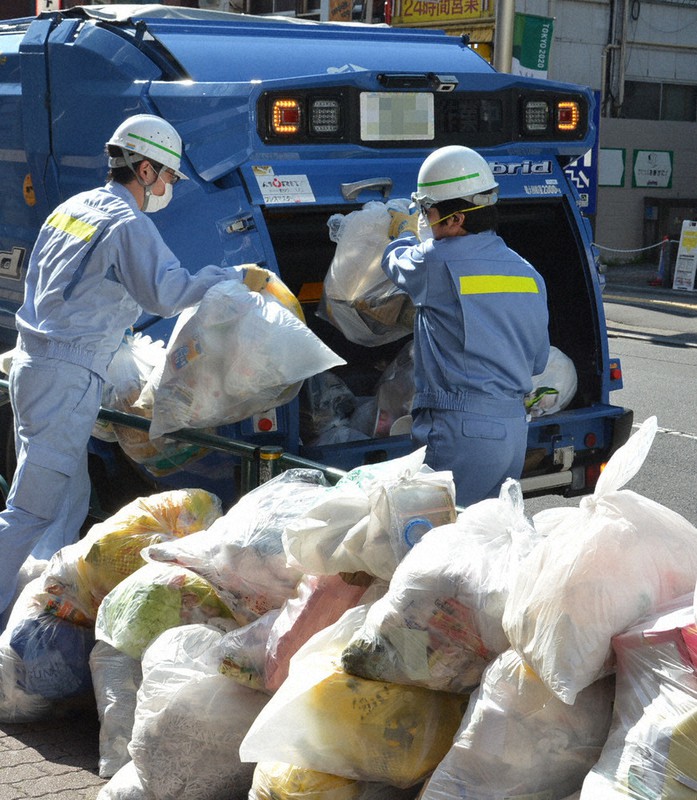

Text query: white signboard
(672, 220), (697, 292)
(632, 150), (672, 189)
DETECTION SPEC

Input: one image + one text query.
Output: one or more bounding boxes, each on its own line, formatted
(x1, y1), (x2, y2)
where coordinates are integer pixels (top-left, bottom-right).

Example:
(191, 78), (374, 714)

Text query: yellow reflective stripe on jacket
(46, 211), (99, 242)
(459, 275), (539, 295)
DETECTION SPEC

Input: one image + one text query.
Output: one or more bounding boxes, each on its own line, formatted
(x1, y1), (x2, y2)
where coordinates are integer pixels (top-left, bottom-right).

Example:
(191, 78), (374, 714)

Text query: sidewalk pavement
(0, 699), (105, 799)
(603, 260), (697, 303)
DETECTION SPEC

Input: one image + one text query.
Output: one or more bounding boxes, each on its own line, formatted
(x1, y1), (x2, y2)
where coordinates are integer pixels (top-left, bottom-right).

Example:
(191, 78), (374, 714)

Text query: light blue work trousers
(0, 354), (102, 620)
(412, 407), (528, 508)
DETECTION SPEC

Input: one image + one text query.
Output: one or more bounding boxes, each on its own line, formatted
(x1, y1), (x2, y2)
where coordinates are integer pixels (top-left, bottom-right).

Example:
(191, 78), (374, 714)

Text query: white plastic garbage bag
(503, 416), (697, 704)
(137, 280), (345, 438)
(283, 448), (449, 580)
(421, 649), (614, 800)
(129, 624), (269, 800)
(97, 760), (148, 800)
(320, 200), (414, 347)
(581, 595), (697, 798)
(341, 479), (538, 693)
(90, 640), (143, 778)
(525, 345), (578, 417)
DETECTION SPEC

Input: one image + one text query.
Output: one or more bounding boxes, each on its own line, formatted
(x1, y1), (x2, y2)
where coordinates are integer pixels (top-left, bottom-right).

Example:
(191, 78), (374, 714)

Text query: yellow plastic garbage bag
(240, 604), (466, 788)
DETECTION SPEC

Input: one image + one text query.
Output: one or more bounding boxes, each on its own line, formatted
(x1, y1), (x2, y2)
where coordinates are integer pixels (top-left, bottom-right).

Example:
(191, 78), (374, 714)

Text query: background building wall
(516, 0), (697, 260)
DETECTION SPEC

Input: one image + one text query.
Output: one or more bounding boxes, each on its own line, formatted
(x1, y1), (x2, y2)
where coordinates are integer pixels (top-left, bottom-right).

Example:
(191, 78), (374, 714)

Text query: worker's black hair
(431, 196), (499, 234)
(106, 145), (163, 185)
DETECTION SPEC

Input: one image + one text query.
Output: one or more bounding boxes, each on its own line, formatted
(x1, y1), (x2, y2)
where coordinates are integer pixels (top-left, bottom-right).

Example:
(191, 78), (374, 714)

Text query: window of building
(622, 80), (697, 122)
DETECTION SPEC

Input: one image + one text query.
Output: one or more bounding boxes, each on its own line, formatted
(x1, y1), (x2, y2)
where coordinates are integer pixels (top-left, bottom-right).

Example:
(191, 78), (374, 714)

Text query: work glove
(387, 209), (419, 240)
(242, 264), (274, 292)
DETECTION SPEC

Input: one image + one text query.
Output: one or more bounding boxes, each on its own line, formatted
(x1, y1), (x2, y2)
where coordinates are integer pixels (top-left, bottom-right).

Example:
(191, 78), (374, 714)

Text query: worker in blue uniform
(382, 145), (550, 507)
(0, 114), (271, 622)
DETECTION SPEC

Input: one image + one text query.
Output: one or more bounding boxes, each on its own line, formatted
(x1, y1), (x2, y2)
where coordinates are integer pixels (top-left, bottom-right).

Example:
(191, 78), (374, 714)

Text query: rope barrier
(592, 239), (678, 255)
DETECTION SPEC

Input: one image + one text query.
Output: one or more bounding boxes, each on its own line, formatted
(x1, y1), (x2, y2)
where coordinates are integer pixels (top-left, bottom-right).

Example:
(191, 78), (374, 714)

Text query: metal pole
(493, 0), (515, 73)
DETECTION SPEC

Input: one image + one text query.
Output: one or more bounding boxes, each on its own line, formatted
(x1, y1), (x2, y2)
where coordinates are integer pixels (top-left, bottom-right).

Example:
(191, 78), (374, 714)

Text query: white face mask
(142, 177), (173, 214)
(417, 212), (433, 242)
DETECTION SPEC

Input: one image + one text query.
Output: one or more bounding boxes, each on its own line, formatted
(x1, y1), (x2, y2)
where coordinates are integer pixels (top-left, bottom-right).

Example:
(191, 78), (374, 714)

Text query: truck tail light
(523, 100), (549, 132)
(310, 98), (341, 134)
(557, 100), (580, 131)
(272, 99), (302, 135)
(585, 460), (607, 490)
(609, 359), (624, 389)
(521, 94), (588, 139)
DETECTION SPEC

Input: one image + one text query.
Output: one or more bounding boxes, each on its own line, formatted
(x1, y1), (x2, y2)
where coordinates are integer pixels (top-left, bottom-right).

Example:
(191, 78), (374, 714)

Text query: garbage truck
(0, 4), (632, 512)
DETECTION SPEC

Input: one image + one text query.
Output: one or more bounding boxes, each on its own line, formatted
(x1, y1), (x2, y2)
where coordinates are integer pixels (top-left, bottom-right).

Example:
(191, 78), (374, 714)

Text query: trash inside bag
(95, 562), (235, 660)
(284, 449), (442, 580)
(10, 609), (95, 700)
(103, 332), (209, 476)
(581, 594), (697, 798)
(43, 488), (222, 622)
(342, 479), (538, 693)
(137, 279), (345, 438)
(421, 649), (614, 800)
(525, 346), (578, 417)
(144, 469), (331, 625)
(503, 416), (697, 704)
(372, 340), (414, 437)
(129, 624), (269, 800)
(320, 200), (415, 347)
(265, 571), (374, 692)
(240, 605), (466, 788)
(250, 761), (416, 800)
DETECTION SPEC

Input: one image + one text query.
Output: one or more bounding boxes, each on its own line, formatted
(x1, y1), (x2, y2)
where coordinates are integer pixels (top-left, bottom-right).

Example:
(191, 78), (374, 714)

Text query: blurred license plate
(360, 92), (434, 141)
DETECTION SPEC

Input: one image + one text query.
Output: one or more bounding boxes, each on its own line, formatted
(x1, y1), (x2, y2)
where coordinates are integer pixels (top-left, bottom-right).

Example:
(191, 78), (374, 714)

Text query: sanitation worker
(0, 113), (271, 622)
(382, 145), (550, 507)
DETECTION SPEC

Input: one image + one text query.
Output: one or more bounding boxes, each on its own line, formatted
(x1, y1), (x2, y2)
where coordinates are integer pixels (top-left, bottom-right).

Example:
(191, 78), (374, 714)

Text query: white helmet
(107, 114), (188, 181)
(412, 145), (498, 209)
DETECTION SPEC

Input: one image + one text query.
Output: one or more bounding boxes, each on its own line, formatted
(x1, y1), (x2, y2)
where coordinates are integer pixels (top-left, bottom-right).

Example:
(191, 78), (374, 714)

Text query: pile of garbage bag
(3, 415), (697, 800)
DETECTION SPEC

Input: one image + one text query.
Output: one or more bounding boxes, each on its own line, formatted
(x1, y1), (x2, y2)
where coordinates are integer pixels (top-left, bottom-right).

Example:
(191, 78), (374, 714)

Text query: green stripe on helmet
(417, 171), (480, 189)
(125, 131), (181, 160)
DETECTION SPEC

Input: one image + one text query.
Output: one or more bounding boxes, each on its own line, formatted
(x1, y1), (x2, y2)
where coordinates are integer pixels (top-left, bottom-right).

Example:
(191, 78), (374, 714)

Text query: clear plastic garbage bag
(581, 594), (697, 798)
(319, 200), (415, 347)
(144, 469), (332, 626)
(129, 624), (269, 800)
(239, 605), (466, 788)
(103, 332), (209, 476)
(95, 562), (235, 660)
(137, 279), (345, 438)
(503, 416), (697, 704)
(421, 649), (614, 800)
(90, 640), (143, 778)
(42, 487), (222, 623)
(283, 449), (437, 580)
(342, 479), (538, 694)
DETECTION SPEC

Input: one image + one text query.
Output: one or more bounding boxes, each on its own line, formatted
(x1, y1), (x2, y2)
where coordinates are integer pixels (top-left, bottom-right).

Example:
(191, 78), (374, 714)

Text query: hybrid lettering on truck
(0, 5), (632, 512)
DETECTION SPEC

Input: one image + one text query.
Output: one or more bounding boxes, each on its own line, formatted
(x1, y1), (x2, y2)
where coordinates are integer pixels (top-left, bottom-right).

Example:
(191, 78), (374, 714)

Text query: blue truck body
(0, 5), (632, 510)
